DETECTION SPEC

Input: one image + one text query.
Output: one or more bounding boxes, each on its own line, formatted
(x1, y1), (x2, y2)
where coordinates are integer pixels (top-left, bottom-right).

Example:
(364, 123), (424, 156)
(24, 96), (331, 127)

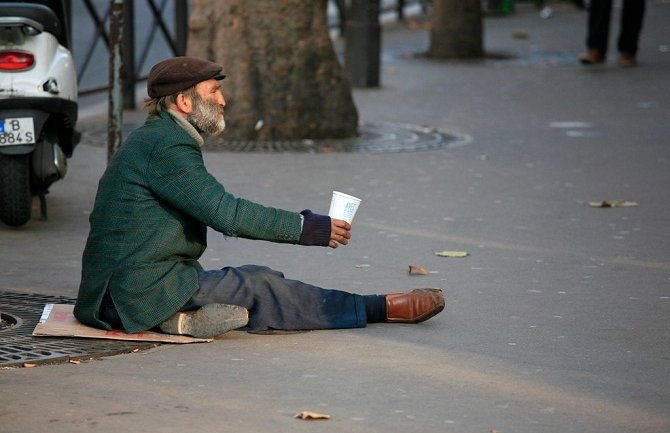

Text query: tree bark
(187, 0), (359, 141)
(430, 0), (484, 59)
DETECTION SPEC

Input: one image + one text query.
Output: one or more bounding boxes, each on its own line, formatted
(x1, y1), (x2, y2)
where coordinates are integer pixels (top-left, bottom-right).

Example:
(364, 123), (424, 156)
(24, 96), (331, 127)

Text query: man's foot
(159, 303), (249, 338)
(618, 52), (637, 67)
(386, 288), (445, 323)
(579, 49), (605, 65)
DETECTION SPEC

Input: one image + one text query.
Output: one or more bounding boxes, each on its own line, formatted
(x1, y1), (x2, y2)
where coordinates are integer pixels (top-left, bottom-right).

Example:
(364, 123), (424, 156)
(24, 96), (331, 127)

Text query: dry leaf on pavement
(408, 265), (428, 275)
(588, 200), (638, 208)
(512, 29), (529, 39)
(434, 251), (469, 258)
(295, 411), (331, 420)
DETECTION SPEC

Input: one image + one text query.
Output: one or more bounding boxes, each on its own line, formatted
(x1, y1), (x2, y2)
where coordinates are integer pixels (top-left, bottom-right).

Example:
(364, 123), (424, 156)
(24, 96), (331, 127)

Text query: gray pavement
(2, 2), (670, 432)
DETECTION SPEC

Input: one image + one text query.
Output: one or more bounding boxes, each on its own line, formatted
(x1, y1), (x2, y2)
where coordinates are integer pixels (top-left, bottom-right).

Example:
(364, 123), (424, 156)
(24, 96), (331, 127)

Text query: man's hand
(329, 219), (351, 249)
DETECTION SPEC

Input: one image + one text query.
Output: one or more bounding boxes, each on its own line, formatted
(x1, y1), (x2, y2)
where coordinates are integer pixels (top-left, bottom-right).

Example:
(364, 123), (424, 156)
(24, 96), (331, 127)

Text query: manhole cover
(0, 291), (155, 368)
(203, 122), (470, 153)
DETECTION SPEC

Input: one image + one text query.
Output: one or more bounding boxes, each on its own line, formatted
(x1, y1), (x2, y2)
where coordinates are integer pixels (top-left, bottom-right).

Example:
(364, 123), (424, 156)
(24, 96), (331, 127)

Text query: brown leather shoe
(579, 49), (605, 65)
(386, 288), (445, 323)
(618, 52), (637, 67)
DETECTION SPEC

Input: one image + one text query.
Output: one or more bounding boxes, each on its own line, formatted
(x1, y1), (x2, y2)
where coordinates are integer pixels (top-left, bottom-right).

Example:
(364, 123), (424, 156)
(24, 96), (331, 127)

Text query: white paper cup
(328, 191), (362, 224)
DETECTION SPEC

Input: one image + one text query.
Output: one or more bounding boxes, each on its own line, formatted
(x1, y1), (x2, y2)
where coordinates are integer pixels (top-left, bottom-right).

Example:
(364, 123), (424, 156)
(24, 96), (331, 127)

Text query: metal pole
(108, 0), (124, 162)
(397, 0), (405, 21)
(122, 0), (135, 109)
(63, 0), (72, 48)
(344, 0), (381, 88)
(335, 0), (346, 36)
(175, 0), (188, 55)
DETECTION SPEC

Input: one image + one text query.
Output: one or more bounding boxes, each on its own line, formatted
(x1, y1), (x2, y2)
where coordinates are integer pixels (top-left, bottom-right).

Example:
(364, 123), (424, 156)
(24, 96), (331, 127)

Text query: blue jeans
(184, 265), (368, 332)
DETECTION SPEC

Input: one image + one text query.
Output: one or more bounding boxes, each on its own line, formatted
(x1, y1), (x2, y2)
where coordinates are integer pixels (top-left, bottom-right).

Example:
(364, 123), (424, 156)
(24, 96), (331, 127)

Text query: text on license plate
(0, 117), (36, 146)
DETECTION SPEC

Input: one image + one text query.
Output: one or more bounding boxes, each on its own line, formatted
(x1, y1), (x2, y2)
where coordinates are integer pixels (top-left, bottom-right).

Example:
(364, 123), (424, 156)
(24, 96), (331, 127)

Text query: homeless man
(74, 57), (445, 338)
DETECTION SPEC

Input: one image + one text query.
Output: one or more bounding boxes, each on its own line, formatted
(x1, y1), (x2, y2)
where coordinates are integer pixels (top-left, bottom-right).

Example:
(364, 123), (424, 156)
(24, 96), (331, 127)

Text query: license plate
(0, 117), (36, 146)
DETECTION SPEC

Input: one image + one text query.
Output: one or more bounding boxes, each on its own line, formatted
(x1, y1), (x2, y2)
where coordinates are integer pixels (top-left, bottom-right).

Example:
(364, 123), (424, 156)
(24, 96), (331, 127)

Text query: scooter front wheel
(0, 153), (32, 227)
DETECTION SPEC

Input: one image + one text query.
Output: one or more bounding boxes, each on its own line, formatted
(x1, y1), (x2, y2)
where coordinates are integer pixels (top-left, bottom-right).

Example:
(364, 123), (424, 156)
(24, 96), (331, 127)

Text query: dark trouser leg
(617, 0), (645, 55)
(187, 265), (367, 332)
(100, 290), (124, 329)
(586, 0), (613, 54)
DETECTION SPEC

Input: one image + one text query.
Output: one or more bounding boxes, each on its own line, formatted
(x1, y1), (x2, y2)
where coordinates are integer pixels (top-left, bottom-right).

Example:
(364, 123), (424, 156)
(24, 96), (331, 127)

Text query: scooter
(0, 0), (78, 226)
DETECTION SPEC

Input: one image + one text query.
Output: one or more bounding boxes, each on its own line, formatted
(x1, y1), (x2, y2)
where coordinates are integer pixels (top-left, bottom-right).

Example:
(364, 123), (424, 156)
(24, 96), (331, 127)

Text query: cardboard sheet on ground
(32, 304), (212, 343)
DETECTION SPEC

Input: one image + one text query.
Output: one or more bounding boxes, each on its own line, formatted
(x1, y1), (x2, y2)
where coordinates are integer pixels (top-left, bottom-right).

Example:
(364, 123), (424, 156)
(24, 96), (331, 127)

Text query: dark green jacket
(74, 111), (302, 333)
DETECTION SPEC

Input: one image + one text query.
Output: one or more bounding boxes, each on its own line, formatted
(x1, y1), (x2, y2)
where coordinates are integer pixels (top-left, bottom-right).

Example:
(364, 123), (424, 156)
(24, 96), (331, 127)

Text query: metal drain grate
(0, 291), (156, 368)
(202, 122), (471, 153)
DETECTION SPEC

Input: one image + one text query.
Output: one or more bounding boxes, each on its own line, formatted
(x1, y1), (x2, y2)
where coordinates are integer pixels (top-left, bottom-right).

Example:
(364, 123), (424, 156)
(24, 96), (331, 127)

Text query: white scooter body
(0, 24), (77, 101)
(0, 1), (79, 226)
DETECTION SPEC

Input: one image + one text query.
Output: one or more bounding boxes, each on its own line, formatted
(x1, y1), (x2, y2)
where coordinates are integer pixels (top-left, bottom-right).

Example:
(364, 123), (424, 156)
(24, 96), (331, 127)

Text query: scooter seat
(0, 2), (61, 37)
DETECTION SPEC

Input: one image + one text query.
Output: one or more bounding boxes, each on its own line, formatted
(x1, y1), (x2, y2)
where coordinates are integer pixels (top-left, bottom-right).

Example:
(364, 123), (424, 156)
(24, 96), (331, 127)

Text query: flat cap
(147, 57), (225, 98)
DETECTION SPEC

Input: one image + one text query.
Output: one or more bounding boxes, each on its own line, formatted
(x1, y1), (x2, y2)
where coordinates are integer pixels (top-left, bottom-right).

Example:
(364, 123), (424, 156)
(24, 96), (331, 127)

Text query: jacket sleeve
(145, 140), (302, 244)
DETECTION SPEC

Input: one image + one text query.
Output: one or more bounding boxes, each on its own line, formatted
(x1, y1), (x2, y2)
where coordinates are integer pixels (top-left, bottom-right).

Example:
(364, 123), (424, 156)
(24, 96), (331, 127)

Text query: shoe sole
(159, 303), (249, 338)
(579, 52), (605, 65)
(579, 58), (605, 65)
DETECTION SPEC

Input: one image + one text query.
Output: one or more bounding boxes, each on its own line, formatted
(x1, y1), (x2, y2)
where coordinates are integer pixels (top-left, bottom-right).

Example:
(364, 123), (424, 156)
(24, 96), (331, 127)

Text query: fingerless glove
(298, 209), (331, 246)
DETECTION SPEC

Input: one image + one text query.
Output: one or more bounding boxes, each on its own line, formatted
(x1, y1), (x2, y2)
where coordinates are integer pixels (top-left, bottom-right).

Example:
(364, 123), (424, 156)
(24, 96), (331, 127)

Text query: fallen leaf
(434, 250), (469, 258)
(512, 29), (529, 39)
(294, 411), (331, 420)
(588, 200), (638, 208)
(408, 265), (428, 275)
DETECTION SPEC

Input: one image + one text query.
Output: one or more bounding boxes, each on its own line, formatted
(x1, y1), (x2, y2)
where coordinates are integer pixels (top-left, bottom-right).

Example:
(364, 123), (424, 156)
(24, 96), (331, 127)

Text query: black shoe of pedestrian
(159, 303), (249, 338)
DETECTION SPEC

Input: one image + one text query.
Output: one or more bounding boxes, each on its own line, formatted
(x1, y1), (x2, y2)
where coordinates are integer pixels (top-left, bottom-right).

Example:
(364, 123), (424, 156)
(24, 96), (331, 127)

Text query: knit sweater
(74, 111), (325, 333)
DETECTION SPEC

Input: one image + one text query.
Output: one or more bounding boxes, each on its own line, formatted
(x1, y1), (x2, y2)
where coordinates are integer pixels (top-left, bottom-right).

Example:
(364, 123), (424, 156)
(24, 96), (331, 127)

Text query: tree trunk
(429, 0), (484, 59)
(187, 0), (359, 141)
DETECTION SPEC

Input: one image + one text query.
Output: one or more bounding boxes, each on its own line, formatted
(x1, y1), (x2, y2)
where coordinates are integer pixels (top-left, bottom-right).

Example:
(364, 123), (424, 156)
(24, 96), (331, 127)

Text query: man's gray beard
(187, 95), (226, 136)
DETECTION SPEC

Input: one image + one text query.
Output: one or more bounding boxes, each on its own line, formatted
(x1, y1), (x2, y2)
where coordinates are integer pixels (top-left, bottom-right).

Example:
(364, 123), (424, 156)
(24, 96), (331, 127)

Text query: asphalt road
(1, 3), (669, 433)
